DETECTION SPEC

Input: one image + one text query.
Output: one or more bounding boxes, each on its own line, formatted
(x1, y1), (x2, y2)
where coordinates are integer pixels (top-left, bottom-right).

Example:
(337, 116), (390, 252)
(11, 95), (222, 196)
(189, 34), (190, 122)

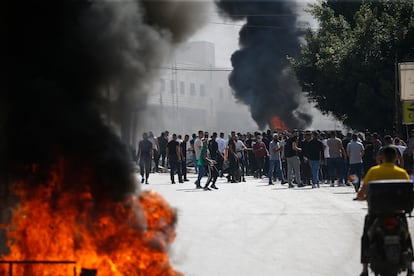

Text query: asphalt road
(139, 172), (413, 276)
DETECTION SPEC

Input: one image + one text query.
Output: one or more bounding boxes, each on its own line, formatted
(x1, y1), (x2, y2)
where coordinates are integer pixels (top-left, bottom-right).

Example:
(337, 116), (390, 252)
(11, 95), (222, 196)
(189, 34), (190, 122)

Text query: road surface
(139, 172), (413, 276)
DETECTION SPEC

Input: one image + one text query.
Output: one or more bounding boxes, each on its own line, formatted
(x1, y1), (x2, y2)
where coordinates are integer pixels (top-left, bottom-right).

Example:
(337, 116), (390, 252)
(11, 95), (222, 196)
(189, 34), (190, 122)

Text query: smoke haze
(215, 0), (313, 129)
(2, 0), (208, 201)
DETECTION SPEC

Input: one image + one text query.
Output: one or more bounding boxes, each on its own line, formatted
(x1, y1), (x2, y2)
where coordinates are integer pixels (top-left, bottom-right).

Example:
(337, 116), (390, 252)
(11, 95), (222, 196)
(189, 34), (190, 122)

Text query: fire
(270, 116), (288, 131)
(0, 158), (180, 276)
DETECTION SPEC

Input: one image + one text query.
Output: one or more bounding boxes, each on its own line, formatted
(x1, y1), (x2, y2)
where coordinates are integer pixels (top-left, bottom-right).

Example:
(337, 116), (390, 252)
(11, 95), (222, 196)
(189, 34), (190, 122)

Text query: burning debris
(2, 0), (208, 274)
(215, 0), (313, 129)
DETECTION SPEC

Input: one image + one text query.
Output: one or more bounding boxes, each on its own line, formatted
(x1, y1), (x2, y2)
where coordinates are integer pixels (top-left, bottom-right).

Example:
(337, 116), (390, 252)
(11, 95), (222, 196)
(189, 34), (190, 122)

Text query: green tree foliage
(290, 0), (414, 131)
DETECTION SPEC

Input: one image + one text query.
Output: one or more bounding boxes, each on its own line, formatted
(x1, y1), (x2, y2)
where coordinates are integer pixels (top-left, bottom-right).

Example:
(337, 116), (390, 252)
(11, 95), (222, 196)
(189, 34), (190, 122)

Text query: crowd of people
(134, 128), (414, 191)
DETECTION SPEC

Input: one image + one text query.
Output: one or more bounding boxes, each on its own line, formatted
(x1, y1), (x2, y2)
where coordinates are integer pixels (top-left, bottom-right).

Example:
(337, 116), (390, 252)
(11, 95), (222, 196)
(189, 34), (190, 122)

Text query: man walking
(166, 134), (182, 184)
(137, 132), (153, 184)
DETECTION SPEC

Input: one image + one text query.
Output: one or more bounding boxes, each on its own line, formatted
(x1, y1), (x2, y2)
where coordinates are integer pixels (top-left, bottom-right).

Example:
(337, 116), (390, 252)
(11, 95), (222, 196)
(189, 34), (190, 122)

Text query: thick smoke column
(2, 0), (208, 201)
(215, 0), (312, 129)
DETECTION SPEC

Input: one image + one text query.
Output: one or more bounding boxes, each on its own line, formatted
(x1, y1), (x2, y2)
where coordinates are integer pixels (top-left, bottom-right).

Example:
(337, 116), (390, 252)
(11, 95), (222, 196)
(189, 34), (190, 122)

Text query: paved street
(138, 172), (400, 276)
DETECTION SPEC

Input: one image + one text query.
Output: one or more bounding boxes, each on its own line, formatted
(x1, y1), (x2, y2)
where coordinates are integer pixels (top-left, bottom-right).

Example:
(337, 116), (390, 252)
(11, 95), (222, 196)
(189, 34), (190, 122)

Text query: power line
(207, 21), (316, 30)
(160, 66), (232, 72)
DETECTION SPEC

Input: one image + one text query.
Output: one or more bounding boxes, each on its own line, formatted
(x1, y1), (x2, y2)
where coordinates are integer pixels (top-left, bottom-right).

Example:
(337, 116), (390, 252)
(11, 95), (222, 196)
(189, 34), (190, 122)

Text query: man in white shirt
(217, 132), (227, 155)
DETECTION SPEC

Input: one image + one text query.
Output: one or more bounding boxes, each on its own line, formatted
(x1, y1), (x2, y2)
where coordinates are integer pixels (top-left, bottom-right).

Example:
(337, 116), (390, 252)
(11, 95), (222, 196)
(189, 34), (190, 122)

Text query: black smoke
(215, 0), (312, 129)
(2, 0), (207, 202)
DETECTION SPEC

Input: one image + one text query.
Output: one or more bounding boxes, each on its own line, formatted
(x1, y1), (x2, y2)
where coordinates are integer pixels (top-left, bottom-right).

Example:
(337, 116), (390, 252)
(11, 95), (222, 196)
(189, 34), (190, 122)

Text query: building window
(190, 83), (196, 96)
(160, 79), (165, 93)
(200, 84), (205, 97)
(170, 80), (175, 94)
(180, 81), (185, 94)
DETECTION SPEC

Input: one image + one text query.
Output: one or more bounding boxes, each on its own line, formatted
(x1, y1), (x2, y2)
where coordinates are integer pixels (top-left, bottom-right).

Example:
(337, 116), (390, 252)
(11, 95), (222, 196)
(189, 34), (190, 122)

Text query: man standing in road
(347, 133), (365, 192)
(327, 131), (347, 187)
(166, 134), (182, 184)
(180, 134), (190, 182)
(305, 131), (324, 188)
(268, 133), (286, 185)
(285, 130), (303, 188)
(137, 132), (153, 185)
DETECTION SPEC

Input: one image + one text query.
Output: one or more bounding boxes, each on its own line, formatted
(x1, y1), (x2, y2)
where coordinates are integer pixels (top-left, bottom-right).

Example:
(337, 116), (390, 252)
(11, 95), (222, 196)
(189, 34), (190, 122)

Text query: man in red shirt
(253, 134), (269, 179)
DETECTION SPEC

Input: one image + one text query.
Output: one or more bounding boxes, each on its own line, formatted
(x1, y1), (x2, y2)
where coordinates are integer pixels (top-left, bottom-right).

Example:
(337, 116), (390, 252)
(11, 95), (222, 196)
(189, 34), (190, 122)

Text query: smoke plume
(215, 0), (312, 129)
(2, 0), (208, 201)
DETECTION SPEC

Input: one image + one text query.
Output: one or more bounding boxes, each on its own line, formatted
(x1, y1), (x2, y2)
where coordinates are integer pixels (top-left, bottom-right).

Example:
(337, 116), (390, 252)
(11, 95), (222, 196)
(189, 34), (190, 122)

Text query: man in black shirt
(157, 132), (168, 169)
(180, 134), (190, 181)
(137, 132), (153, 184)
(285, 130), (302, 188)
(166, 133), (182, 184)
(304, 132), (324, 188)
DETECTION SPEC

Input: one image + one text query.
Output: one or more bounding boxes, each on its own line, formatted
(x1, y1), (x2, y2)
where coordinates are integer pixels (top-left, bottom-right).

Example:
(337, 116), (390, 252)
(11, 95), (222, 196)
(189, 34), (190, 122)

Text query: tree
(290, 0), (414, 132)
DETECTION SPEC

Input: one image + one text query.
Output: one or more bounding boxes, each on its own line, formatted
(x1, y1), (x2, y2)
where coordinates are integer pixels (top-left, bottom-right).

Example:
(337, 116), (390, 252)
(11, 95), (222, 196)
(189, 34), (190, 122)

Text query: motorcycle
(363, 180), (414, 276)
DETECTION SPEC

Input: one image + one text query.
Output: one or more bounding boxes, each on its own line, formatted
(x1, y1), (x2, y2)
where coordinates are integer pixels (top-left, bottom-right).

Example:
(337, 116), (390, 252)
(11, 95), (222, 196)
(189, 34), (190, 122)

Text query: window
(160, 79), (165, 93)
(200, 84), (205, 97)
(180, 81), (185, 94)
(190, 83), (196, 96)
(170, 80), (175, 94)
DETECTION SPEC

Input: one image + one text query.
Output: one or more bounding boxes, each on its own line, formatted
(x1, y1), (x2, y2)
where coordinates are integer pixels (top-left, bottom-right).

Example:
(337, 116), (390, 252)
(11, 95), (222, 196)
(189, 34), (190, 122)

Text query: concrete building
(141, 41), (257, 137)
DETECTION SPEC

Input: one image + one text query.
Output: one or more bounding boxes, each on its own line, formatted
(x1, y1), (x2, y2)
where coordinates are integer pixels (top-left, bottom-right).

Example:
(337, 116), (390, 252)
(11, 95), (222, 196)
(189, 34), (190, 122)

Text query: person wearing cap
(268, 133), (286, 185)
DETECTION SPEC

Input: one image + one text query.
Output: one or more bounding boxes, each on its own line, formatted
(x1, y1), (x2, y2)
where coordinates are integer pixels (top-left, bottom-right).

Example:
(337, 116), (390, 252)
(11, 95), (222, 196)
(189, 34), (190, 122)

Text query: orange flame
(270, 116), (288, 131)
(0, 159), (181, 276)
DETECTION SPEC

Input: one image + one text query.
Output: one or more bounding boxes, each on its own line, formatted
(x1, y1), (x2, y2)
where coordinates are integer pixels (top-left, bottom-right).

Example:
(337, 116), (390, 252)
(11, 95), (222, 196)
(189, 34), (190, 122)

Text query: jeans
(169, 157), (182, 183)
(308, 160), (321, 185)
(286, 156), (301, 185)
(196, 164), (205, 185)
(327, 157), (345, 183)
(255, 157), (265, 176)
(268, 159), (285, 182)
(193, 154), (198, 173)
(349, 162), (363, 185)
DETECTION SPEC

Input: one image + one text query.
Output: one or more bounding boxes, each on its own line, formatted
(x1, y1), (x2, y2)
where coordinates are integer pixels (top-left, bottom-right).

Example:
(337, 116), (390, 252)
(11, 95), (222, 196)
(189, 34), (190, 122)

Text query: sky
(187, 0), (347, 131)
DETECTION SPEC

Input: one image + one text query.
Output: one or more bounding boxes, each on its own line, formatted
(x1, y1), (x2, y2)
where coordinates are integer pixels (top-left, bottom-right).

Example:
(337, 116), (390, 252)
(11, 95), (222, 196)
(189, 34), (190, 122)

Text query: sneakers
(211, 184), (218, 189)
(288, 183), (294, 188)
(203, 186), (211, 191)
(281, 181), (288, 185)
(184, 179), (190, 182)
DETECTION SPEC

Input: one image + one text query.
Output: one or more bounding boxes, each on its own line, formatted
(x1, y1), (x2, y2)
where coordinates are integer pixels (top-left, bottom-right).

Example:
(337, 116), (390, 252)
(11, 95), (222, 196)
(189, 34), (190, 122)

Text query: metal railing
(0, 260), (77, 276)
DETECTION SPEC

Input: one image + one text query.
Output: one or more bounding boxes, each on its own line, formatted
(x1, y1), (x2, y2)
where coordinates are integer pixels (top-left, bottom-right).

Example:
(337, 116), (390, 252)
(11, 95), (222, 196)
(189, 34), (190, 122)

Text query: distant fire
(0, 157), (180, 276)
(271, 116), (288, 131)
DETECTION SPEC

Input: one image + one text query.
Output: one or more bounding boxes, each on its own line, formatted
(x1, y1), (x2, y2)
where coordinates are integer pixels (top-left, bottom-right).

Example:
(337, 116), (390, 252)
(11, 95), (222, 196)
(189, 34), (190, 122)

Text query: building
(141, 41), (257, 137)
